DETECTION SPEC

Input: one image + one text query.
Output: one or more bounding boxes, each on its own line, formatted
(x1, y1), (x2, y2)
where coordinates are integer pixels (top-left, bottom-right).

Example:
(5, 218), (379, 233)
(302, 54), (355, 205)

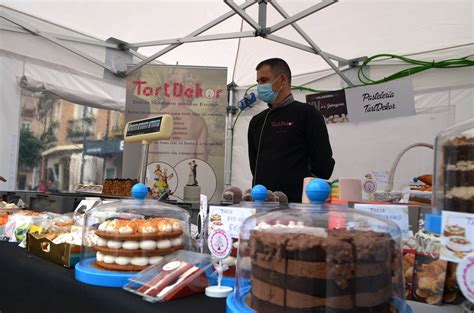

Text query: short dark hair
(256, 58), (292, 85)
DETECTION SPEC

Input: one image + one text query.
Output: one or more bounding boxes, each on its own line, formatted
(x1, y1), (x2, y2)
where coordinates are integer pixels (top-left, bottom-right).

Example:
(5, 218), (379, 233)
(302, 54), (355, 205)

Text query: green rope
(357, 53), (474, 85)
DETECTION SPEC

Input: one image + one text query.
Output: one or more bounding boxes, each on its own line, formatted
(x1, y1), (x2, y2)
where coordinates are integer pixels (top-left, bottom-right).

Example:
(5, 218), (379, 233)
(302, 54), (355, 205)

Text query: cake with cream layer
(94, 217), (184, 271)
(248, 222), (396, 313)
(443, 136), (474, 213)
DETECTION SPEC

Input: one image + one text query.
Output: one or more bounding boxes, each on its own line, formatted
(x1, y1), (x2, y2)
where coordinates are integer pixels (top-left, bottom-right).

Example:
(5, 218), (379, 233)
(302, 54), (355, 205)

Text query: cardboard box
(26, 232), (81, 267)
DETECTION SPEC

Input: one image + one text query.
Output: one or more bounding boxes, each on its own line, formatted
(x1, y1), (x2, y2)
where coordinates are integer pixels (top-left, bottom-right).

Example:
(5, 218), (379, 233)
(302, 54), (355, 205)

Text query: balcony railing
(67, 119), (95, 143)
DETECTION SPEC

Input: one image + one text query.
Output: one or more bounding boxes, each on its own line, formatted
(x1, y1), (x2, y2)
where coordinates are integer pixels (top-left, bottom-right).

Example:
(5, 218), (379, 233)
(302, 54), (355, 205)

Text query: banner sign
(306, 89), (348, 124)
(345, 78), (415, 122)
(124, 65), (227, 203)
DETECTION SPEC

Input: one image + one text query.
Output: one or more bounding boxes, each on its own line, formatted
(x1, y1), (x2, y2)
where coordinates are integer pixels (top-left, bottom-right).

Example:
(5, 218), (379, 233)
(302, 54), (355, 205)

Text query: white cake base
(183, 185), (201, 202)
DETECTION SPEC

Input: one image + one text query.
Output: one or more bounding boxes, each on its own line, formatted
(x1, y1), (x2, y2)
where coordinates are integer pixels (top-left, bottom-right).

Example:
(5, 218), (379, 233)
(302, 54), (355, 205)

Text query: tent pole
(0, 25), (119, 49)
(269, 1), (347, 63)
(224, 82), (237, 187)
(2, 12), (118, 75)
(268, 1), (354, 87)
(224, 0), (260, 31)
(129, 31), (255, 48)
(126, 0), (257, 75)
(258, 0), (267, 30)
(269, 0), (337, 33)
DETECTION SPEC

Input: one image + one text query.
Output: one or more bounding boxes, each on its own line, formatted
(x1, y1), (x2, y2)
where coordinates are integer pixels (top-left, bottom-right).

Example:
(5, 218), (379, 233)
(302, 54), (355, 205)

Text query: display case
(433, 118), (474, 214)
(228, 179), (412, 313)
(75, 183), (191, 287)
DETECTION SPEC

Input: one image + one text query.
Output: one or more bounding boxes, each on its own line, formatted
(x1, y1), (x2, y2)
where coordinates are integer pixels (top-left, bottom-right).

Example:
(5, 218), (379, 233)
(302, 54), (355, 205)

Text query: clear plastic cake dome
(75, 183), (191, 287)
(228, 179), (411, 313)
(212, 185), (288, 282)
(433, 118), (474, 214)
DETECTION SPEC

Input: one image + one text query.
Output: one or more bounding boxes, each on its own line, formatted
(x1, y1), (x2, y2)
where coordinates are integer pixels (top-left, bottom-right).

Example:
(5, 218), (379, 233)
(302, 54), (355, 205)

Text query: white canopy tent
(1, 1), (473, 192)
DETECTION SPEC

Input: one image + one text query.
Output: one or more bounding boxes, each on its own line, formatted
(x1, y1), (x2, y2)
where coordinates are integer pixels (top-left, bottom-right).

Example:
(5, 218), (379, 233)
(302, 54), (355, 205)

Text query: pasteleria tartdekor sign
(345, 78), (415, 122)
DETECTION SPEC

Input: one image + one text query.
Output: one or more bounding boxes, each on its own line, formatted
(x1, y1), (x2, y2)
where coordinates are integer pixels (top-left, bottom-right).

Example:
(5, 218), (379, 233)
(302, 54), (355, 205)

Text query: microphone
(237, 92), (257, 111)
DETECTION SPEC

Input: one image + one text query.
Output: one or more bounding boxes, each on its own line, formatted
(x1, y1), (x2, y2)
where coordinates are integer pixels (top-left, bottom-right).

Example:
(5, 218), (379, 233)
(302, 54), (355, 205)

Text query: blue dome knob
(251, 185), (268, 202)
(306, 179), (331, 204)
(131, 183), (148, 200)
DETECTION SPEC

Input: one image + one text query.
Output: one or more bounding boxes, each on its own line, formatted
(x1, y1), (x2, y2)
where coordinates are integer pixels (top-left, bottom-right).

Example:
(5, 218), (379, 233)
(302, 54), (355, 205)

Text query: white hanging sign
(345, 78), (415, 122)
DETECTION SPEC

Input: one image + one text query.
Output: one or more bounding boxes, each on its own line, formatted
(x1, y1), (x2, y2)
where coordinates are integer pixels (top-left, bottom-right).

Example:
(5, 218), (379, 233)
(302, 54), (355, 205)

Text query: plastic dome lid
(232, 178), (408, 313)
(75, 183), (191, 287)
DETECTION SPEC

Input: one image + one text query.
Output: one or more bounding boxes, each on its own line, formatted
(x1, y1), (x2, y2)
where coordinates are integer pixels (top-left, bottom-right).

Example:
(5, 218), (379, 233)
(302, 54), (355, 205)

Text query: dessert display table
(0, 242), (225, 313)
(0, 241), (463, 313)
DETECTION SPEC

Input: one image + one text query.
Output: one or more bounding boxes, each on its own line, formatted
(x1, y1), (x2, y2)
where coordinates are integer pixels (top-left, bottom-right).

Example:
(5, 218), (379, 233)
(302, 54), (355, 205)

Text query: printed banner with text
(345, 78), (415, 123)
(124, 65), (227, 203)
(306, 89), (348, 124)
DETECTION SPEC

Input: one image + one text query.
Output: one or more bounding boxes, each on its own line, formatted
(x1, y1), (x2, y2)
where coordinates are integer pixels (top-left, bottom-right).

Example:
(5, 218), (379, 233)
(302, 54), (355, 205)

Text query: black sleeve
(305, 107), (335, 179)
(248, 118), (257, 176)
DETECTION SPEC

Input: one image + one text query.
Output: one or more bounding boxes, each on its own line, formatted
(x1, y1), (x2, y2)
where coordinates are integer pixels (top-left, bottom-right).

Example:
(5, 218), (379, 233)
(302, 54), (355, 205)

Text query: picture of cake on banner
(124, 65), (227, 203)
(441, 211), (474, 262)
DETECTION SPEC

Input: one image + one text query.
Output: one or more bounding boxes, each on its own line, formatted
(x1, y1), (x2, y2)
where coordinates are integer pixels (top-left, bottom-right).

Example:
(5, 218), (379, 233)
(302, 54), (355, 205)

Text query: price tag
(354, 204), (409, 240)
(208, 206), (256, 238)
(207, 229), (232, 259)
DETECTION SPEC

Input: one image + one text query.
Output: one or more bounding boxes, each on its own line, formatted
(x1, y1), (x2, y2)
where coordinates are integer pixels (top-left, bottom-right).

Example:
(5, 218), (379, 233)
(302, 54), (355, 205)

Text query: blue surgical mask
(257, 76), (281, 104)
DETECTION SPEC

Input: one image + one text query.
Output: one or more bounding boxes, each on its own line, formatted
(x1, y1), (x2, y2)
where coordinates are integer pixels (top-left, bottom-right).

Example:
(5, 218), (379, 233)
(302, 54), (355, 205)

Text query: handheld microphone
(237, 92), (257, 110)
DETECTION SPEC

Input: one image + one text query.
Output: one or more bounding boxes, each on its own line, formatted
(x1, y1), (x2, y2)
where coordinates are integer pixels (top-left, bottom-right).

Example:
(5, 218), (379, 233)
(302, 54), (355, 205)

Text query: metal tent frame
(2, 1), (359, 84)
(125, 0), (356, 86)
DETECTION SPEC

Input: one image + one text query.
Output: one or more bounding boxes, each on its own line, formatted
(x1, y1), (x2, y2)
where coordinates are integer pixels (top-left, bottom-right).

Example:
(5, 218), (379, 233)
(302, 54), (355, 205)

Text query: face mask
(257, 75), (281, 104)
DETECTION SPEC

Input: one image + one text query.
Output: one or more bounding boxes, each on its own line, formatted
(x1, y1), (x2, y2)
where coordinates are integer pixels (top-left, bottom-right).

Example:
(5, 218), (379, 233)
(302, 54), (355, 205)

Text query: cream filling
(171, 237), (183, 247)
(107, 240), (122, 249)
(97, 252), (149, 266)
(140, 240), (157, 250)
(96, 237), (108, 247)
(447, 160), (474, 171)
(255, 222), (328, 237)
(157, 239), (172, 249)
(122, 241), (140, 250)
(131, 256), (149, 266)
(446, 187), (474, 198)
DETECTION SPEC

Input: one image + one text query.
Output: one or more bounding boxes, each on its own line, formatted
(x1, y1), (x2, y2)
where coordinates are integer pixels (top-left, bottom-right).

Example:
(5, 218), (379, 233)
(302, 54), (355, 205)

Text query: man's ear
(281, 74), (289, 87)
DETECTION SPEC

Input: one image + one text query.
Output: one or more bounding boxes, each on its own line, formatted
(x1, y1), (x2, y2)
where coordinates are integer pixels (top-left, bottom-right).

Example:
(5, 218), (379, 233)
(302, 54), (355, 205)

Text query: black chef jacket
(247, 96), (335, 202)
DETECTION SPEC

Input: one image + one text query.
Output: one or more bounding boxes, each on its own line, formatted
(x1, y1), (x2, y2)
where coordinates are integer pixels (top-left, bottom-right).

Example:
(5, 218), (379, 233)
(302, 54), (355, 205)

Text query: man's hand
(0, 176), (6, 182)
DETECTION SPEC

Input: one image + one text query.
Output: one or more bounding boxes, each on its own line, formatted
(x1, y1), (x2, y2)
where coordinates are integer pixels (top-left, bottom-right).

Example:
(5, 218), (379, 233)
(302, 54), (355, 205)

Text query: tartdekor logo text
(132, 80), (223, 99)
(362, 91), (396, 113)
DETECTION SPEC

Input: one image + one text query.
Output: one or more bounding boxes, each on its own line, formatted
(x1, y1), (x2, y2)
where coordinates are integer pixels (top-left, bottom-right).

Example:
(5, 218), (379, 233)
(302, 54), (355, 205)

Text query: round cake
(247, 221), (397, 313)
(94, 217), (184, 271)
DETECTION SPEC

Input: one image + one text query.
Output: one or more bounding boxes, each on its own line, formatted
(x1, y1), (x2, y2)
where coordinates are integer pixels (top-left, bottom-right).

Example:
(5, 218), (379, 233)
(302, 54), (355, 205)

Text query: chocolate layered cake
(443, 137), (474, 213)
(248, 222), (396, 313)
(94, 217), (184, 271)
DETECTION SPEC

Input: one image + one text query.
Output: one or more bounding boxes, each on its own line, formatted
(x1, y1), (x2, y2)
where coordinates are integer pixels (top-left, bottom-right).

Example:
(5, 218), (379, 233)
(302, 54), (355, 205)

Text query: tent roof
(2, 0), (473, 86)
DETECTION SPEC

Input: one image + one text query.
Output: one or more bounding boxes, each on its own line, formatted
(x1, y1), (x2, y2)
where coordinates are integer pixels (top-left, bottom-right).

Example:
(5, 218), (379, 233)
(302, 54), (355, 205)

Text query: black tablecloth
(0, 242), (226, 313)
